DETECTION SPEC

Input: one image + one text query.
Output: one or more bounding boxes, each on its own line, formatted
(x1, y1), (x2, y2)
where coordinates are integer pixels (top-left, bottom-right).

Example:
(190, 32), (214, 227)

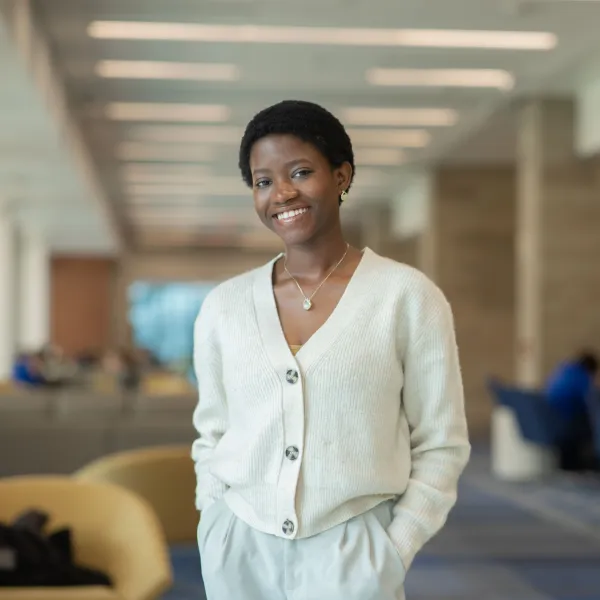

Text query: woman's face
(249, 134), (352, 247)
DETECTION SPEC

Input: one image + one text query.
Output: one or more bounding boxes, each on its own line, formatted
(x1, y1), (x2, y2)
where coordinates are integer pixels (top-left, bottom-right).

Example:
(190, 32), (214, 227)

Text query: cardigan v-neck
(253, 247), (376, 374)
(192, 246), (470, 571)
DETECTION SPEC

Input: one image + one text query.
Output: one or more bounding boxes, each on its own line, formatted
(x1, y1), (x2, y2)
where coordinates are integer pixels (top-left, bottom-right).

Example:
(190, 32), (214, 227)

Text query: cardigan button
(285, 369), (299, 384)
(285, 446), (300, 461)
(282, 519), (295, 536)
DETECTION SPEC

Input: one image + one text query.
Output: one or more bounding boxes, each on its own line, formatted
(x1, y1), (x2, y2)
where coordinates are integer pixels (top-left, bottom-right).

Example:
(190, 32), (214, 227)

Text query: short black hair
(576, 351), (598, 374)
(238, 100), (355, 198)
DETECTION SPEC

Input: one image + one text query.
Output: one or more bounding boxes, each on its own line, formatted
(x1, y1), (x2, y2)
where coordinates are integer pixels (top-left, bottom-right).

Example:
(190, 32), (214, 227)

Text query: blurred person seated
(100, 348), (141, 393)
(39, 343), (77, 384)
(545, 350), (598, 471)
(135, 347), (162, 370)
(12, 352), (47, 388)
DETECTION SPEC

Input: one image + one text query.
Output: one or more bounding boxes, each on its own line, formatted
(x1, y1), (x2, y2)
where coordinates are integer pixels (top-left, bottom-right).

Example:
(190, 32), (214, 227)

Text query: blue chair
(587, 388), (600, 460)
(487, 378), (567, 446)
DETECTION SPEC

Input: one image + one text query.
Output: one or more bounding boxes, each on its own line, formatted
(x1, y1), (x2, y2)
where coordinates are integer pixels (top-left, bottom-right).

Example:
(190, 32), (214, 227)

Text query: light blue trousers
(198, 499), (406, 600)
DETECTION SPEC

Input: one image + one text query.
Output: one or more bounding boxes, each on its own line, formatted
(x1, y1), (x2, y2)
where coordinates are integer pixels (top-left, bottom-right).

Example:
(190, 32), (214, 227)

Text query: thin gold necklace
(284, 243), (350, 311)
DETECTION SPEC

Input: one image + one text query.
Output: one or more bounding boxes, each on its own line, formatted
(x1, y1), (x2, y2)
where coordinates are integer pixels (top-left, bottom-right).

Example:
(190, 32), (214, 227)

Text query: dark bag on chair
(0, 509), (112, 587)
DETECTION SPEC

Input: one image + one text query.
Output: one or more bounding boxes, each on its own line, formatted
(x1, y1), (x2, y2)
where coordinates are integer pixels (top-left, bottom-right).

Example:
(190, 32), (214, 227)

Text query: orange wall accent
(50, 257), (116, 356)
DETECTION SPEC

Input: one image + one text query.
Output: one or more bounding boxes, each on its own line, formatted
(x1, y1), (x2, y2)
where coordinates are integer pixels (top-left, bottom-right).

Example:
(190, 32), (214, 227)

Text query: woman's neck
(283, 234), (350, 280)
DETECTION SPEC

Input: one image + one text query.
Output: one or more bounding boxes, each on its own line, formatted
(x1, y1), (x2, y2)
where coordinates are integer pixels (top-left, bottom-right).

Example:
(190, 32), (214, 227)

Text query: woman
(192, 100), (470, 599)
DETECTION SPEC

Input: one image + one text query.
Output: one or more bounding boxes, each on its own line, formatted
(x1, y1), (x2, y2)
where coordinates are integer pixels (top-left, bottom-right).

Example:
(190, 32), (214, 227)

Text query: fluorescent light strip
(354, 148), (406, 166)
(341, 107), (458, 127)
(127, 125), (242, 144)
(367, 68), (515, 90)
(352, 169), (392, 187)
(127, 196), (206, 205)
(122, 163), (212, 176)
(106, 102), (230, 122)
(123, 173), (211, 184)
(348, 128), (430, 148)
(130, 209), (253, 224)
(126, 179), (247, 196)
(88, 21), (557, 50)
(96, 60), (240, 81)
(117, 142), (213, 161)
(126, 125), (429, 148)
(121, 164), (212, 183)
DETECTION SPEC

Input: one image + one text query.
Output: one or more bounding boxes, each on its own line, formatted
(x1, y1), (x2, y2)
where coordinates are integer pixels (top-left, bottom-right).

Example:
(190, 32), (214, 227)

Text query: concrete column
(515, 101), (544, 387)
(18, 229), (50, 351)
(360, 204), (388, 254)
(515, 98), (600, 381)
(416, 192), (436, 280)
(494, 98), (600, 480)
(433, 166), (516, 438)
(389, 170), (435, 273)
(0, 201), (18, 381)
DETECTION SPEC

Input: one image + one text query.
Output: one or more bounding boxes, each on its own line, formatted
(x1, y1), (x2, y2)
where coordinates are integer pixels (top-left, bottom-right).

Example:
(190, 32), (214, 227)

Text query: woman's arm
(388, 285), (470, 571)
(191, 298), (229, 511)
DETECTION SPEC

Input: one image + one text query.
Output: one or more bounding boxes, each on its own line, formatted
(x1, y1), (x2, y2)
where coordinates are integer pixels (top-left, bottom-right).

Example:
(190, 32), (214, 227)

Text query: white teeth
(276, 207), (308, 220)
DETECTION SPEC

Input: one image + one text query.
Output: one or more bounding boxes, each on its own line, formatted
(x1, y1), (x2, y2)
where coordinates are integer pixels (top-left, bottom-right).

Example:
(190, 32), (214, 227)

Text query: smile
(274, 207), (309, 222)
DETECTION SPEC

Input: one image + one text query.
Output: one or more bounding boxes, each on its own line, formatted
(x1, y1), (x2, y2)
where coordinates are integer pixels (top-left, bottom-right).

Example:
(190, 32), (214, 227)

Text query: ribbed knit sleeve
(387, 285), (470, 571)
(191, 294), (229, 511)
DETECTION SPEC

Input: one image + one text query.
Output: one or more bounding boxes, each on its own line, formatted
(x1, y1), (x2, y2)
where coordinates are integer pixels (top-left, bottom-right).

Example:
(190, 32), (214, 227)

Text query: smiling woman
(191, 100), (470, 600)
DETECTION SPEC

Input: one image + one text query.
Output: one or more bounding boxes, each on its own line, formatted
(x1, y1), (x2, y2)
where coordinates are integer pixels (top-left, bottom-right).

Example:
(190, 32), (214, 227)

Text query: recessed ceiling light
(121, 163), (212, 183)
(367, 68), (515, 90)
(126, 125), (242, 144)
(88, 21), (557, 50)
(117, 142), (214, 162)
(354, 148), (406, 166)
(341, 107), (458, 127)
(127, 195), (205, 205)
(348, 128), (430, 148)
(129, 207), (254, 224)
(96, 60), (240, 81)
(126, 179), (246, 197)
(106, 103), (230, 122)
(352, 168), (392, 185)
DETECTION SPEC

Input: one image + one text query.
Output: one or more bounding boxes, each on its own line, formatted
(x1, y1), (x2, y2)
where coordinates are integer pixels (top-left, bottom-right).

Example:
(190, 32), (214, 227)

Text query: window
(128, 281), (216, 376)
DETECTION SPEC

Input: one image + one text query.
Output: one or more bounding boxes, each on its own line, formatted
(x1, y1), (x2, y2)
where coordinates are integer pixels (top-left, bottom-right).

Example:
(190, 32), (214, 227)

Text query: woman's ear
(335, 162), (353, 193)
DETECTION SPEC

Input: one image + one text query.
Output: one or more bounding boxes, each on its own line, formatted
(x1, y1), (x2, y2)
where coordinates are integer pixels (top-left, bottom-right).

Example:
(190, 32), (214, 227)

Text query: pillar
(0, 201), (17, 381)
(416, 191), (436, 280)
(515, 100), (544, 387)
(389, 170), (433, 271)
(360, 204), (388, 254)
(494, 98), (600, 480)
(18, 229), (50, 351)
(433, 166), (516, 438)
(515, 98), (600, 384)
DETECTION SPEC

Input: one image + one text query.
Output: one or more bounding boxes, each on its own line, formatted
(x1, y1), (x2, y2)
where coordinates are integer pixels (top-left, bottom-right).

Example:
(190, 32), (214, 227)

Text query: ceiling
(0, 7), (118, 253)
(5, 0), (600, 251)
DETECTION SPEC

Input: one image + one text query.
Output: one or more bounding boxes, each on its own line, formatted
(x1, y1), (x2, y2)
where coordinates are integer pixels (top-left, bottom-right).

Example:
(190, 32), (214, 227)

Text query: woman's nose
(274, 180), (298, 202)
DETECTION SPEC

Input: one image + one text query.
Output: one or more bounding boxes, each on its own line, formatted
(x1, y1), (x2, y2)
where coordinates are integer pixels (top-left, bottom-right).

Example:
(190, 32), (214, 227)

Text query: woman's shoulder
(370, 251), (447, 305)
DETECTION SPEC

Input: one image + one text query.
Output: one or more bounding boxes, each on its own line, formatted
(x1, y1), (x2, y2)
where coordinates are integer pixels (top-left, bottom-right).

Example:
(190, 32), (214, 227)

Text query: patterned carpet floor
(165, 452), (600, 600)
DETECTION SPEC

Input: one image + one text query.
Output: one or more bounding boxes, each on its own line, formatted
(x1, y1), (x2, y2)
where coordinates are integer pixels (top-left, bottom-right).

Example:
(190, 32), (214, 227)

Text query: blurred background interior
(1, 0), (600, 599)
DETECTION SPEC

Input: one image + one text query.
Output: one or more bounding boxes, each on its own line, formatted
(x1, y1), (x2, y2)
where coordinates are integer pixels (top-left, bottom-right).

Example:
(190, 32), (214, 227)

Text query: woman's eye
(293, 169), (312, 179)
(254, 179), (271, 189)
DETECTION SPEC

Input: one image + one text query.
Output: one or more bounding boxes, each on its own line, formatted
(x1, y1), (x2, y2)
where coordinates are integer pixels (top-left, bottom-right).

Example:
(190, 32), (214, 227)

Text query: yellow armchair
(0, 476), (173, 600)
(75, 446), (198, 544)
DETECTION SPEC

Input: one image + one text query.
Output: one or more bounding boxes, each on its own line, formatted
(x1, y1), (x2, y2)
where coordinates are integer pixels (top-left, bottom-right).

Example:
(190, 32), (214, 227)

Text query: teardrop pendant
(303, 298), (312, 311)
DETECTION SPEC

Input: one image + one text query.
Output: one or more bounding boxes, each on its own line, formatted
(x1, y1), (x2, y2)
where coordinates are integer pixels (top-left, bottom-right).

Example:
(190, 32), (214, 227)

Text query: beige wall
(433, 167), (516, 436)
(542, 162), (600, 374)
(124, 249), (277, 282)
(114, 249), (278, 345)
(516, 99), (600, 382)
(382, 238), (419, 268)
(51, 257), (117, 356)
